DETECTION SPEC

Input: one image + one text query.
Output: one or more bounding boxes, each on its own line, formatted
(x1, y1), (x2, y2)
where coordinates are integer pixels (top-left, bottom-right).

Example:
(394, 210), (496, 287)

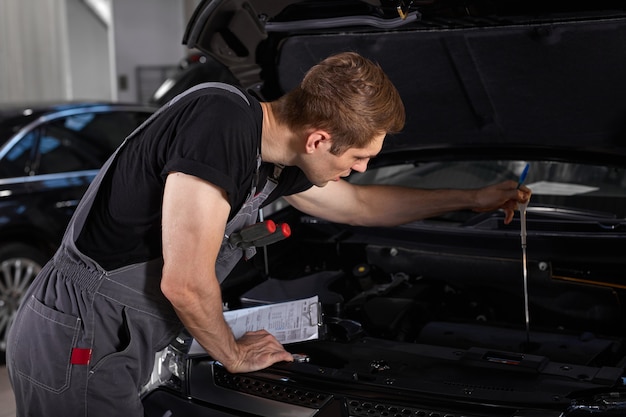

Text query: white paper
(225, 295), (320, 343)
(189, 296), (320, 356)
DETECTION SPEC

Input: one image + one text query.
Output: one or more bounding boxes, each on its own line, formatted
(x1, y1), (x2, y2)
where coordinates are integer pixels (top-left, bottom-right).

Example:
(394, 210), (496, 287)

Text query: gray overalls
(7, 83), (277, 416)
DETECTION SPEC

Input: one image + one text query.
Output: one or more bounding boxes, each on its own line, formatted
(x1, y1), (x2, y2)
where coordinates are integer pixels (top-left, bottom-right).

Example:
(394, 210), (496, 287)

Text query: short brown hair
(272, 52), (405, 155)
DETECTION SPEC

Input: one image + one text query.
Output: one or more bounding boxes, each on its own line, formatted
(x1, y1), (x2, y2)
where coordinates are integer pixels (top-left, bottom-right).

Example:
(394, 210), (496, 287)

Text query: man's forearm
(350, 184), (478, 227)
(165, 278), (241, 369)
(351, 180), (526, 227)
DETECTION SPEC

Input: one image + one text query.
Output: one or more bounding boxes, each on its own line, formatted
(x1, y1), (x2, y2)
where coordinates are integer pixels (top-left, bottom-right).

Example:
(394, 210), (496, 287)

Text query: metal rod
(259, 208), (270, 276)
(517, 163), (531, 350)
(520, 201), (530, 349)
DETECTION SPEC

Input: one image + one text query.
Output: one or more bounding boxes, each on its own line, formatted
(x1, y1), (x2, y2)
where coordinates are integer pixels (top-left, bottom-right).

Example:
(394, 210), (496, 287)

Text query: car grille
(213, 366), (332, 409)
(347, 398), (482, 417)
(214, 366), (488, 417)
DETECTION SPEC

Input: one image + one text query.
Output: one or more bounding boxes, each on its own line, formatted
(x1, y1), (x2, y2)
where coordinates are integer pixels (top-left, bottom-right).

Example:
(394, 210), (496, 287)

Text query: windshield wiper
(527, 206), (626, 230)
(461, 205), (625, 231)
(528, 206), (618, 221)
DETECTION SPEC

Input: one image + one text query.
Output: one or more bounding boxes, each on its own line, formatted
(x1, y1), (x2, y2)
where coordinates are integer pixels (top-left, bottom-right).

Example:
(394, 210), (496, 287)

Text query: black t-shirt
(76, 85), (312, 270)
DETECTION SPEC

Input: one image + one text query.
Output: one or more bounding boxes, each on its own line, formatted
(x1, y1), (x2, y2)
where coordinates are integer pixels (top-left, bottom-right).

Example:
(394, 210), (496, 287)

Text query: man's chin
(306, 174), (339, 187)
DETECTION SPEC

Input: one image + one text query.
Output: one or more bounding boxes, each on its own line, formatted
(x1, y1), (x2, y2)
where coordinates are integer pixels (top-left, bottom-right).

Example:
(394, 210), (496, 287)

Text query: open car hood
(183, 0), (626, 161)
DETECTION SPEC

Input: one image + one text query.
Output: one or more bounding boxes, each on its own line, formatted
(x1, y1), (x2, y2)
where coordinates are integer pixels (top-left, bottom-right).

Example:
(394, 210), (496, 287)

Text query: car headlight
(141, 331), (193, 396)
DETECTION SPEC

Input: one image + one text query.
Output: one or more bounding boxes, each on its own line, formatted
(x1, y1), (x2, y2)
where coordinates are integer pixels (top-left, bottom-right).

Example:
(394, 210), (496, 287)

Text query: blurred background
(0, 0), (201, 105)
(0, 2), (202, 413)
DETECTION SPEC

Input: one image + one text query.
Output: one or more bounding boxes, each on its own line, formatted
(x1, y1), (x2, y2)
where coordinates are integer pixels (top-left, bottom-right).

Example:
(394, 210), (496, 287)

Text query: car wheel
(0, 243), (47, 353)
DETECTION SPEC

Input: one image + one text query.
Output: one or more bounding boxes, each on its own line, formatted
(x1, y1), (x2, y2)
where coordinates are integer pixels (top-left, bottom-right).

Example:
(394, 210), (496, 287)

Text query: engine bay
(231, 215), (626, 371)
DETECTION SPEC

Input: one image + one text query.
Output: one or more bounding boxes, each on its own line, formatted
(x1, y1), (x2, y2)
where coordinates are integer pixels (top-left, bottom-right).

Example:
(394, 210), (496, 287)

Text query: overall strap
(63, 82), (252, 250)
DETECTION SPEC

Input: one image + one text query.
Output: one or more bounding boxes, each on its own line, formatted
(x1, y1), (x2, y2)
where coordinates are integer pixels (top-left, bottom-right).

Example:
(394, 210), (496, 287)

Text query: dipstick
(517, 163), (531, 350)
(520, 200), (530, 349)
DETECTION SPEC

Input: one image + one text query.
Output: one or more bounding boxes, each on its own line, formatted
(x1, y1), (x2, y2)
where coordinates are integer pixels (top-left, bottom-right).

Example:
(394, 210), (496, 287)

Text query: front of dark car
(142, 1), (626, 415)
(142, 160), (626, 417)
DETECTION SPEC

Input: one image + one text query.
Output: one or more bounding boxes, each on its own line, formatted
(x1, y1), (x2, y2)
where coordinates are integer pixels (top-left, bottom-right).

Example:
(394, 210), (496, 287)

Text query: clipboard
(223, 295), (321, 344)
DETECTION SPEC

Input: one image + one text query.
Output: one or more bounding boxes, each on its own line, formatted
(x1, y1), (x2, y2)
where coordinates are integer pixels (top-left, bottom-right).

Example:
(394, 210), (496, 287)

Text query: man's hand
(224, 330), (294, 373)
(472, 180), (532, 224)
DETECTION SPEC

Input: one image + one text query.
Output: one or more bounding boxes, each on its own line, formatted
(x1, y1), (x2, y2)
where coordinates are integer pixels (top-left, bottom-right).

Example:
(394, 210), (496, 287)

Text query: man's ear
(304, 130), (332, 154)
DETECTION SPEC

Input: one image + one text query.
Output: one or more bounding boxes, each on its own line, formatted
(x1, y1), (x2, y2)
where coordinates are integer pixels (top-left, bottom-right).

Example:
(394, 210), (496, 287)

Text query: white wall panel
(0, 0), (70, 102)
(67, 0), (113, 100)
(0, 0), (189, 104)
(113, 0), (187, 103)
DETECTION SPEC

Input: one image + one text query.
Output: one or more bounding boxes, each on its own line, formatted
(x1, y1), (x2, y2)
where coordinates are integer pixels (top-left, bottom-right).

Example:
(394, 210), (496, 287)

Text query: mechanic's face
(304, 132), (385, 187)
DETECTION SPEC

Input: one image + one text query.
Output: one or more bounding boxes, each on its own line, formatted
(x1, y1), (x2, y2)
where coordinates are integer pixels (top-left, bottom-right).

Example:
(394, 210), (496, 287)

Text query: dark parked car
(0, 102), (154, 352)
(142, 0), (626, 416)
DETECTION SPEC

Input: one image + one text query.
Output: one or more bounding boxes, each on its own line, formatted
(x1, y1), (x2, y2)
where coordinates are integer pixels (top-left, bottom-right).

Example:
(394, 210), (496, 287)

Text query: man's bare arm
(161, 172), (293, 373)
(285, 179), (531, 226)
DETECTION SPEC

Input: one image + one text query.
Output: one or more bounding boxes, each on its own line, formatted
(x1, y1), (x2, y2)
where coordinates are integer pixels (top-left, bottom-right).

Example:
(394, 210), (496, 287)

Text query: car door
(24, 108), (152, 241)
(0, 106), (152, 353)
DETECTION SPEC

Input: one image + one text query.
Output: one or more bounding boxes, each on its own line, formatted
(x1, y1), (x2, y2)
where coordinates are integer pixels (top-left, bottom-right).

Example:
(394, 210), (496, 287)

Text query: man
(7, 52), (530, 416)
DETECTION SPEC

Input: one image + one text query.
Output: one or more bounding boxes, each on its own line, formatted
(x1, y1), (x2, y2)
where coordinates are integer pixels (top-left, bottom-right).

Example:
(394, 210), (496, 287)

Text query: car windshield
(348, 159), (626, 221)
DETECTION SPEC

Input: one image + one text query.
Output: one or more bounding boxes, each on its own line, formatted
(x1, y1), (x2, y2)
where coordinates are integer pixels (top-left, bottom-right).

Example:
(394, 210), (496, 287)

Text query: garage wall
(67, 0), (113, 101)
(113, 0), (189, 103)
(0, 0), (72, 102)
(0, 0), (197, 104)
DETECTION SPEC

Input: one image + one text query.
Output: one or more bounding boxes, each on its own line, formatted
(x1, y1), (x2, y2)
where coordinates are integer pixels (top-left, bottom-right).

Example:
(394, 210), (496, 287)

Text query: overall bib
(7, 83), (275, 416)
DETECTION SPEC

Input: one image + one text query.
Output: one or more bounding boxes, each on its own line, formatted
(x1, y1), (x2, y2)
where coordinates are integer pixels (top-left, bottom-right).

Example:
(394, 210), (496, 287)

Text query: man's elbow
(161, 271), (194, 307)
(161, 268), (219, 309)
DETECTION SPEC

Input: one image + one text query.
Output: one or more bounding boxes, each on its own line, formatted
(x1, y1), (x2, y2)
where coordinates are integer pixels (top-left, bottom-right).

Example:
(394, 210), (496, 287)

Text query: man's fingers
(273, 350), (294, 363)
(504, 209), (514, 224)
(224, 330), (293, 373)
(517, 185), (532, 203)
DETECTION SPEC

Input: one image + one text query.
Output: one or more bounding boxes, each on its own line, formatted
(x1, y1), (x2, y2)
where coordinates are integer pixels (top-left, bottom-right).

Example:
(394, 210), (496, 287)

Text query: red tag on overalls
(70, 348), (92, 365)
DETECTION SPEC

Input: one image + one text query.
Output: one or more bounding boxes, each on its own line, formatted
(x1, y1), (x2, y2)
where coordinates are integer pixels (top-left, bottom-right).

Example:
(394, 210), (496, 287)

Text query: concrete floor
(0, 364), (16, 417)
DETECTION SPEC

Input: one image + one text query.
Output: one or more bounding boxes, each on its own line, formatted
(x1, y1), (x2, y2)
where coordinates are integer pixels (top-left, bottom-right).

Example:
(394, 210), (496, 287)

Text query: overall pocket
(11, 296), (81, 393)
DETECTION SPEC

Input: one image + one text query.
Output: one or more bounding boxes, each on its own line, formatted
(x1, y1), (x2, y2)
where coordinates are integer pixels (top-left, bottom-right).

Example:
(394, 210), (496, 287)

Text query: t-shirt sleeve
(159, 92), (260, 208)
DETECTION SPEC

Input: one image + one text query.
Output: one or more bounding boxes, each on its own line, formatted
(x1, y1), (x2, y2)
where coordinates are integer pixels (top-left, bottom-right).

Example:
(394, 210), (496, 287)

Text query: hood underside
(184, 0), (626, 159)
